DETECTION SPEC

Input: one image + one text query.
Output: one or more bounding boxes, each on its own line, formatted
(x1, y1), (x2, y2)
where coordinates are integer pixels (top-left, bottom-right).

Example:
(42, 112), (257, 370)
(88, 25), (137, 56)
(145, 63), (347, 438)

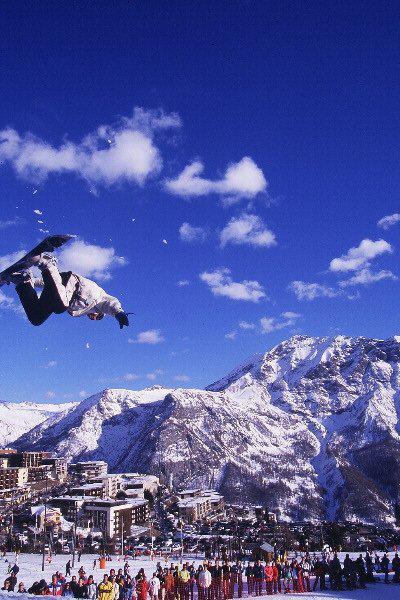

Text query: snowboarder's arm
(96, 294), (123, 316)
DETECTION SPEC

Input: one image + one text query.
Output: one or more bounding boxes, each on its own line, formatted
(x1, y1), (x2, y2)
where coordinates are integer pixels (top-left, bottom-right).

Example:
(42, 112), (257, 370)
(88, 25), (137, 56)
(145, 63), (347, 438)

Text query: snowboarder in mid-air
(0, 235), (130, 329)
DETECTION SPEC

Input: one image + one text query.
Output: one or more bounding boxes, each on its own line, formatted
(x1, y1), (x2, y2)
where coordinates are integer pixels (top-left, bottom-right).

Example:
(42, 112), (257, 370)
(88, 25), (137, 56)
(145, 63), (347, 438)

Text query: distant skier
(5, 251), (129, 329)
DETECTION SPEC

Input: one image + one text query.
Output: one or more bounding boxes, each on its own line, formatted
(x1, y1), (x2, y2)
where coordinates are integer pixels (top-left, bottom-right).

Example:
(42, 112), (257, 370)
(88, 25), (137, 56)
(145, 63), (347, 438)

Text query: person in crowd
(244, 562), (254, 597)
(98, 574), (114, 600)
(253, 560), (263, 596)
(264, 561), (273, 595)
(356, 554), (367, 589)
(393, 552), (400, 583)
(149, 572), (161, 600)
(198, 564), (212, 600)
(236, 561), (243, 599)
(301, 558), (311, 592)
(188, 563), (196, 600)
(85, 575), (97, 600)
(66, 560), (72, 577)
(50, 574), (63, 596)
(291, 559), (299, 592)
(135, 570), (148, 600)
(178, 564), (190, 600)
(329, 553), (342, 591)
(365, 552), (374, 583)
(121, 575), (135, 600)
(312, 556), (326, 591)
(381, 553), (390, 584)
(62, 582), (74, 597)
(17, 582), (26, 594)
(282, 560), (292, 594)
(164, 568), (175, 600)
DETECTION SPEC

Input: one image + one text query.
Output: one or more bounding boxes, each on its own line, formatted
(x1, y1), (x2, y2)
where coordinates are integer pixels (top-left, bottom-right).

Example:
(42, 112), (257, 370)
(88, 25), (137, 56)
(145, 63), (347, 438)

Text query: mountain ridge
(11, 334), (400, 524)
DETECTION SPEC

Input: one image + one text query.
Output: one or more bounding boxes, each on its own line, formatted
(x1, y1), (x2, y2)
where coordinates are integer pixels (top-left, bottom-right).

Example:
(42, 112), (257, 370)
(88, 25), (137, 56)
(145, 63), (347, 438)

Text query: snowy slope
(0, 401), (77, 447)
(14, 335), (400, 523)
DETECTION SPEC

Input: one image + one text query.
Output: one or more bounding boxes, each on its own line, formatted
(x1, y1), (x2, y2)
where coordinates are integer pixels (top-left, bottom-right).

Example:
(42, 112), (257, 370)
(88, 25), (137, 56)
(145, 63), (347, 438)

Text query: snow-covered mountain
(0, 401), (78, 447)
(13, 335), (400, 524)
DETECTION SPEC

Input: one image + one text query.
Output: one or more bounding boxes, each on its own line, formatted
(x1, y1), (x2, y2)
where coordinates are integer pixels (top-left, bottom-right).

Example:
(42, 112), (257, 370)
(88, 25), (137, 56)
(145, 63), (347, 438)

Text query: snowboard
(0, 234), (75, 286)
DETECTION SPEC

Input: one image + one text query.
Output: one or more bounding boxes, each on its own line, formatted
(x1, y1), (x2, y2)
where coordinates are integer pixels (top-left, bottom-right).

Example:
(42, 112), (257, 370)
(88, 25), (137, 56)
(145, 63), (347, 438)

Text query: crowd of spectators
(2, 551), (400, 597)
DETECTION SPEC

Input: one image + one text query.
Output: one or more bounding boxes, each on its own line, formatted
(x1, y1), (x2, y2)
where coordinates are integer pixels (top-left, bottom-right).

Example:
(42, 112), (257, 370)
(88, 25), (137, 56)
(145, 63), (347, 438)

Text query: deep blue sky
(0, 1), (400, 403)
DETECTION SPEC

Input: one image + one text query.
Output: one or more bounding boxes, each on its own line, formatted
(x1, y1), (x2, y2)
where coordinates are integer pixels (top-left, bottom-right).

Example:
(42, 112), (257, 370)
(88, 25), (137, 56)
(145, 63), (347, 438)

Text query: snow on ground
(0, 553), (400, 600)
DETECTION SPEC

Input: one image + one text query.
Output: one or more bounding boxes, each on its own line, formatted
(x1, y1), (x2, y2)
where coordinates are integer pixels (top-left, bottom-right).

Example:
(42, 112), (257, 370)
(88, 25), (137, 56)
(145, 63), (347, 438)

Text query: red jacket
(265, 566), (274, 582)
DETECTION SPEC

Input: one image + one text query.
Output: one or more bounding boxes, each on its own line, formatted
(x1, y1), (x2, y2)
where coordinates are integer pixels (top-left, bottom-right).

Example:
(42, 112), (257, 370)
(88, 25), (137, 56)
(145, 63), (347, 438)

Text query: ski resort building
(70, 483), (104, 498)
(69, 461), (108, 479)
(0, 486), (30, 504)
(0, 466), (28, 490)
(0, 450), (52, 468)
(0, 451), (67, 483)
(86, 474), (121, 498)
(118, 473), (160, 497)
(178, 496), (211, 523)
(42, 457), (68, 481)
(49, 496), (86, 521)
(177, 489), (225, 523)
(49, 495), (149, 538)
(83, 498), (149, 538)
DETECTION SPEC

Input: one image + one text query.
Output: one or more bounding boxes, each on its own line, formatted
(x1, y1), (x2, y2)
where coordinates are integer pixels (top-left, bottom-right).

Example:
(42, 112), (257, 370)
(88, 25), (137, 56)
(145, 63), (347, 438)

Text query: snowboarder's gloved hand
(116, 311), (130, 329)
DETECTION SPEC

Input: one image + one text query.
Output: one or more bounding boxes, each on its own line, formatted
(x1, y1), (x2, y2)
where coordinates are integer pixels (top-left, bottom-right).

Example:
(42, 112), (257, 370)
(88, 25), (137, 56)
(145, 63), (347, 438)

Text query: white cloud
(0, 218), (20, 229)
(123, 373), (140, 381)
(129, 329), (165, 345)
(377, 213), (400, 229)
(0, 250), (26, 273)
(0, 290), (20, 313)
(290, 280), (340, 301)
(339, 268), (397, 287)
(147, 369), (163, 381)
(0, 108), (181, 187)
(179, 222), (207, 243)
(45, 391), (56, 400)
(225, 331), (238, 340)
(281, 311), (301, 319)
(78, 390), (88, 398)
(220, 214), (276, 248)
(58, 239), (126, 281)
(166, 157), (267, 202)
(44, 360), (57, 369)
(260, 312), (300, 334)
(239, 320), (255, 330)
(329, 239), (392, 272)
(200, 267), (266, 302)
(174, 374), (190, 382)
(177, 279), (190, 287)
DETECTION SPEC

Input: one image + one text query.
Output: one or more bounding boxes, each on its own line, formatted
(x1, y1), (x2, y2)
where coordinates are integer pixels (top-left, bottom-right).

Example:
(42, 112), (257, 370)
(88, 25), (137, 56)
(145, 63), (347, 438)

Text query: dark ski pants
(265, 580), (273, 595)
(313, 574), (326, 590)
(16, 267), (74, 326)
(254, 578), (263, 596)
(179, 582), (190, 600)
(303, 575), (311, 592)
(198, 587), (210, 600)
(246, 577), (254, 596)
(273, 580), (281, 594)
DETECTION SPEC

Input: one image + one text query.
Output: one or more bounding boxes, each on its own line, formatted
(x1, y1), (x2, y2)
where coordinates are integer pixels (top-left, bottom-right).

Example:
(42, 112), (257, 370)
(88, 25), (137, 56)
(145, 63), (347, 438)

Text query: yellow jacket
(179, 570), (190, 583)
(98, 580), (114, 600)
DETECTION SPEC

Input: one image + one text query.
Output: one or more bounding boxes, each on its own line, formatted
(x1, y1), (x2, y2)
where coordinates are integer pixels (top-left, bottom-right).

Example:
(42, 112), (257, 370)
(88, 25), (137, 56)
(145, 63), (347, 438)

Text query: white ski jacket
(198, 570), (212, 588)
(67, 274), (123, 317)
(149, 577), (160, 596)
